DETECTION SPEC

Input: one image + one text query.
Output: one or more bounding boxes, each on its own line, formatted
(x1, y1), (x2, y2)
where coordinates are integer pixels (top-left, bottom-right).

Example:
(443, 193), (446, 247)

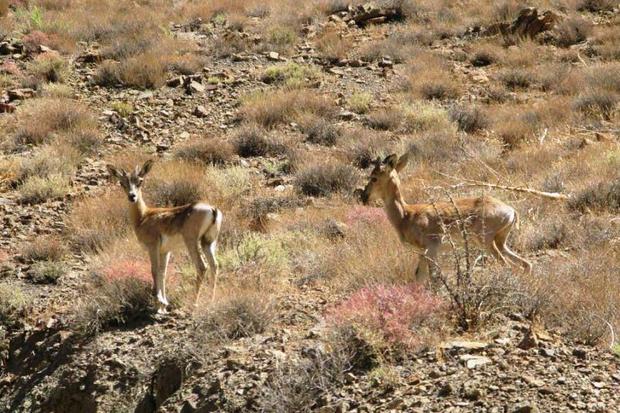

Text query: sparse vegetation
(2, 1), (620, 409)
(0, 283), (29, 327)
(296, 162), (358, 197)
(196, 291), (274, 340)
(234, 124), (286, 157)
(347, 92), (373, 114)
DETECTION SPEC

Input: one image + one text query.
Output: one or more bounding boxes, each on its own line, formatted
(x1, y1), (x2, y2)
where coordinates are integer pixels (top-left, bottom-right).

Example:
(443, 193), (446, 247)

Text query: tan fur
(361, 154), (532, 281)
(107, 160), (222, 313)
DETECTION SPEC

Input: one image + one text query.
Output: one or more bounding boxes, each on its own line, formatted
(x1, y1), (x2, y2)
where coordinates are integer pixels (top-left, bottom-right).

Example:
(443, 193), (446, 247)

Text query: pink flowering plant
(327, 283), (445, 353)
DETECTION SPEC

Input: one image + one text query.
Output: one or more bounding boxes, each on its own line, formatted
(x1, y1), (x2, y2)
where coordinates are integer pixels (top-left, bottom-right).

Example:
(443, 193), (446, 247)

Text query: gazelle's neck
(128, 195), (147, 228)
(382, 180), (407, 229)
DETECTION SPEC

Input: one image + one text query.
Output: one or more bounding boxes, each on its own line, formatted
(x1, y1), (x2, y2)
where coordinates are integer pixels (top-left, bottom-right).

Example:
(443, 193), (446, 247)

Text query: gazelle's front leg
(415, 243), (439, 283)
(148, 245), (167, 313)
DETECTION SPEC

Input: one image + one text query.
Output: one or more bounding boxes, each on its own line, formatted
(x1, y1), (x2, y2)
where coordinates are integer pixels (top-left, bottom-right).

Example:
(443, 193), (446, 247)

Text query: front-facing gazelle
(360, 153), (532, 281)
(107, 160), (222, 313)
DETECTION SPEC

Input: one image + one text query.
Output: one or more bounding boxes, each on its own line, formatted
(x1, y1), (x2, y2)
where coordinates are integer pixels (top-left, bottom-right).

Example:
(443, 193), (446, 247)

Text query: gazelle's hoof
(156, 306), (169, 315)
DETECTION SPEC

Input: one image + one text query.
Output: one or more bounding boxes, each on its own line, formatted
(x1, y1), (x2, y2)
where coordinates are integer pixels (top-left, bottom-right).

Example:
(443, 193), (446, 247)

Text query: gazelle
(107, 160), (222, 313)
(360, 153), (532, 281)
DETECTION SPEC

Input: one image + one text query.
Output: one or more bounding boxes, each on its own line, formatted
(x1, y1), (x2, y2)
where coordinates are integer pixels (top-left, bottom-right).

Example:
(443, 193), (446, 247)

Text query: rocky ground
(1, 2), (619, 412)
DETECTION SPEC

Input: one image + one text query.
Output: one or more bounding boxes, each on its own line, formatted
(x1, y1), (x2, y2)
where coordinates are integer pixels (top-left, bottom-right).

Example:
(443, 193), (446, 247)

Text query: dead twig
(437, 172), (570, 200)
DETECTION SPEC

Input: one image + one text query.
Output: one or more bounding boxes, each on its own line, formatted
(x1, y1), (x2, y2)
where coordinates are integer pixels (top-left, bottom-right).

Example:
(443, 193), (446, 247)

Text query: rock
(462, 381), (483, 401)
(513, 403), (540, 413)
(193, 105), (209, 117)
(0, 42), (14, 55)
(518, 329), (539, 350)
(386, 397), (405, 409)
(378, 56), (393, 68)
(328, 67), (345, 76)
(152, 359), (186, 408)
(486, 7), (560, 39)
(511, 8), (559, 38)
(267, 51), (280, 61)
(460, 355), (491, 369)
(438, 383), (455, 397)
(79, 50), (102, 63)
(167, 76), (185, 87)
(8, 88), (35, 101)
(572, 348), (588, 360)
(186, 81), (205, 94)
(338, 110), (356, 121)
(442, 340), (489, 351)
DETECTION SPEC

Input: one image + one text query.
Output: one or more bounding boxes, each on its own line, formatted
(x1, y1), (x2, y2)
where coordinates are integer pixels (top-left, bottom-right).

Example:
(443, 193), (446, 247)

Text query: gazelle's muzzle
(356, 186), (370, 205)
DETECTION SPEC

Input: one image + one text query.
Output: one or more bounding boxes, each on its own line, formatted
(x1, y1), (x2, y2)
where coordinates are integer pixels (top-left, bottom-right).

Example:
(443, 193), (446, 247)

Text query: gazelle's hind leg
(159, 252), (171, 306)
(494, 224), (532, 275)
(201, 237), (218, 302)
(185, 237), (208, 306)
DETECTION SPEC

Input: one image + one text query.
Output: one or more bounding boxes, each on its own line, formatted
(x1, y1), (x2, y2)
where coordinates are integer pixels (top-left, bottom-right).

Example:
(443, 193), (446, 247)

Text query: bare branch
(436, 172), (570, 200)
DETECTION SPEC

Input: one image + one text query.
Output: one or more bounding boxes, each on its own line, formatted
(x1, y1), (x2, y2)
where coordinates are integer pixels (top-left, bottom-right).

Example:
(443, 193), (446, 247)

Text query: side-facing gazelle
(107, 160), (222, 313)
(360, 153), (532, 281)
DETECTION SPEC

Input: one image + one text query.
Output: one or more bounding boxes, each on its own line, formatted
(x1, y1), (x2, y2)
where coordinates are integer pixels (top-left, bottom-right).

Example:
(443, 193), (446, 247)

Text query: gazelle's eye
(370, 177), (377, 183)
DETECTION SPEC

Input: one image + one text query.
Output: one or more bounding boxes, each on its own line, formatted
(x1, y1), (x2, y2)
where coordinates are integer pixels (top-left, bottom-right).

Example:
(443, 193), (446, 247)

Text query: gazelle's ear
(395, 153), (410, 172)
(383, 154), (398, 170)
(138, 159), (154, 177)
(106, 165), (126, 181)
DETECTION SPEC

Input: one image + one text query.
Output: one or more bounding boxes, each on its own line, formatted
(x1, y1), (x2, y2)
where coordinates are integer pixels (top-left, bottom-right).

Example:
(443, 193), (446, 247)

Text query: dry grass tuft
(296, 162), (358, 197)
(240, 89), (336, 128)
(300, 115), (340, 146)
(22, 235), (67, 262)
(66, 191), (130, 253)
(316, 29), (351, 63)
(174, 137), (234, 166)
(234, 124), (286, 157)
(366, 107), (402, 131)
(19, 174), (71, 204)
(72, 270), (155, 336)
(14, 98), (97, 146)
(195, 290), (274, 341)
(449, 105), (488, 133)
(0, 283), (30, 328)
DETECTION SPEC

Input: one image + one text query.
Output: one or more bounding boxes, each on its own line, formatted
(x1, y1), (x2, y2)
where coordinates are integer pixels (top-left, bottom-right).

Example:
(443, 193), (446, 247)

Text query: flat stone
(460, 355), (492, 369)
(442, 340), (490, 351)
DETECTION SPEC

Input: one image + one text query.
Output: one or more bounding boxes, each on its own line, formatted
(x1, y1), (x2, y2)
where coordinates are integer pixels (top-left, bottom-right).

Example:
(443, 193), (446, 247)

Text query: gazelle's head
(106, 160), (154, 203)
(360, 153), (409, 205)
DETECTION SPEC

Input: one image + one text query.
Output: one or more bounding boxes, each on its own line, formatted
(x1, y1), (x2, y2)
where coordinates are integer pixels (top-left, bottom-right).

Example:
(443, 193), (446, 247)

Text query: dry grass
(261, 62), (320, 88)
(296, 162), (358, 197)
(347, 92), (373, 114)
(174, 137), (234, 166)
(240, 89), (336, 128)
(300, 115), (340, 146)
(233, 124), (286, 157)
(366, 107), (402, 131)
(0, 283), (30, 328)
(316, 28), (351, 63)
(405, 52), (460, 100)
(194, 290), (275, 341)
(14, 98), (97, 146)
(19, 174), (71, 204)
(66, 190), (130, 253)
(22, 235), (67, 262)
